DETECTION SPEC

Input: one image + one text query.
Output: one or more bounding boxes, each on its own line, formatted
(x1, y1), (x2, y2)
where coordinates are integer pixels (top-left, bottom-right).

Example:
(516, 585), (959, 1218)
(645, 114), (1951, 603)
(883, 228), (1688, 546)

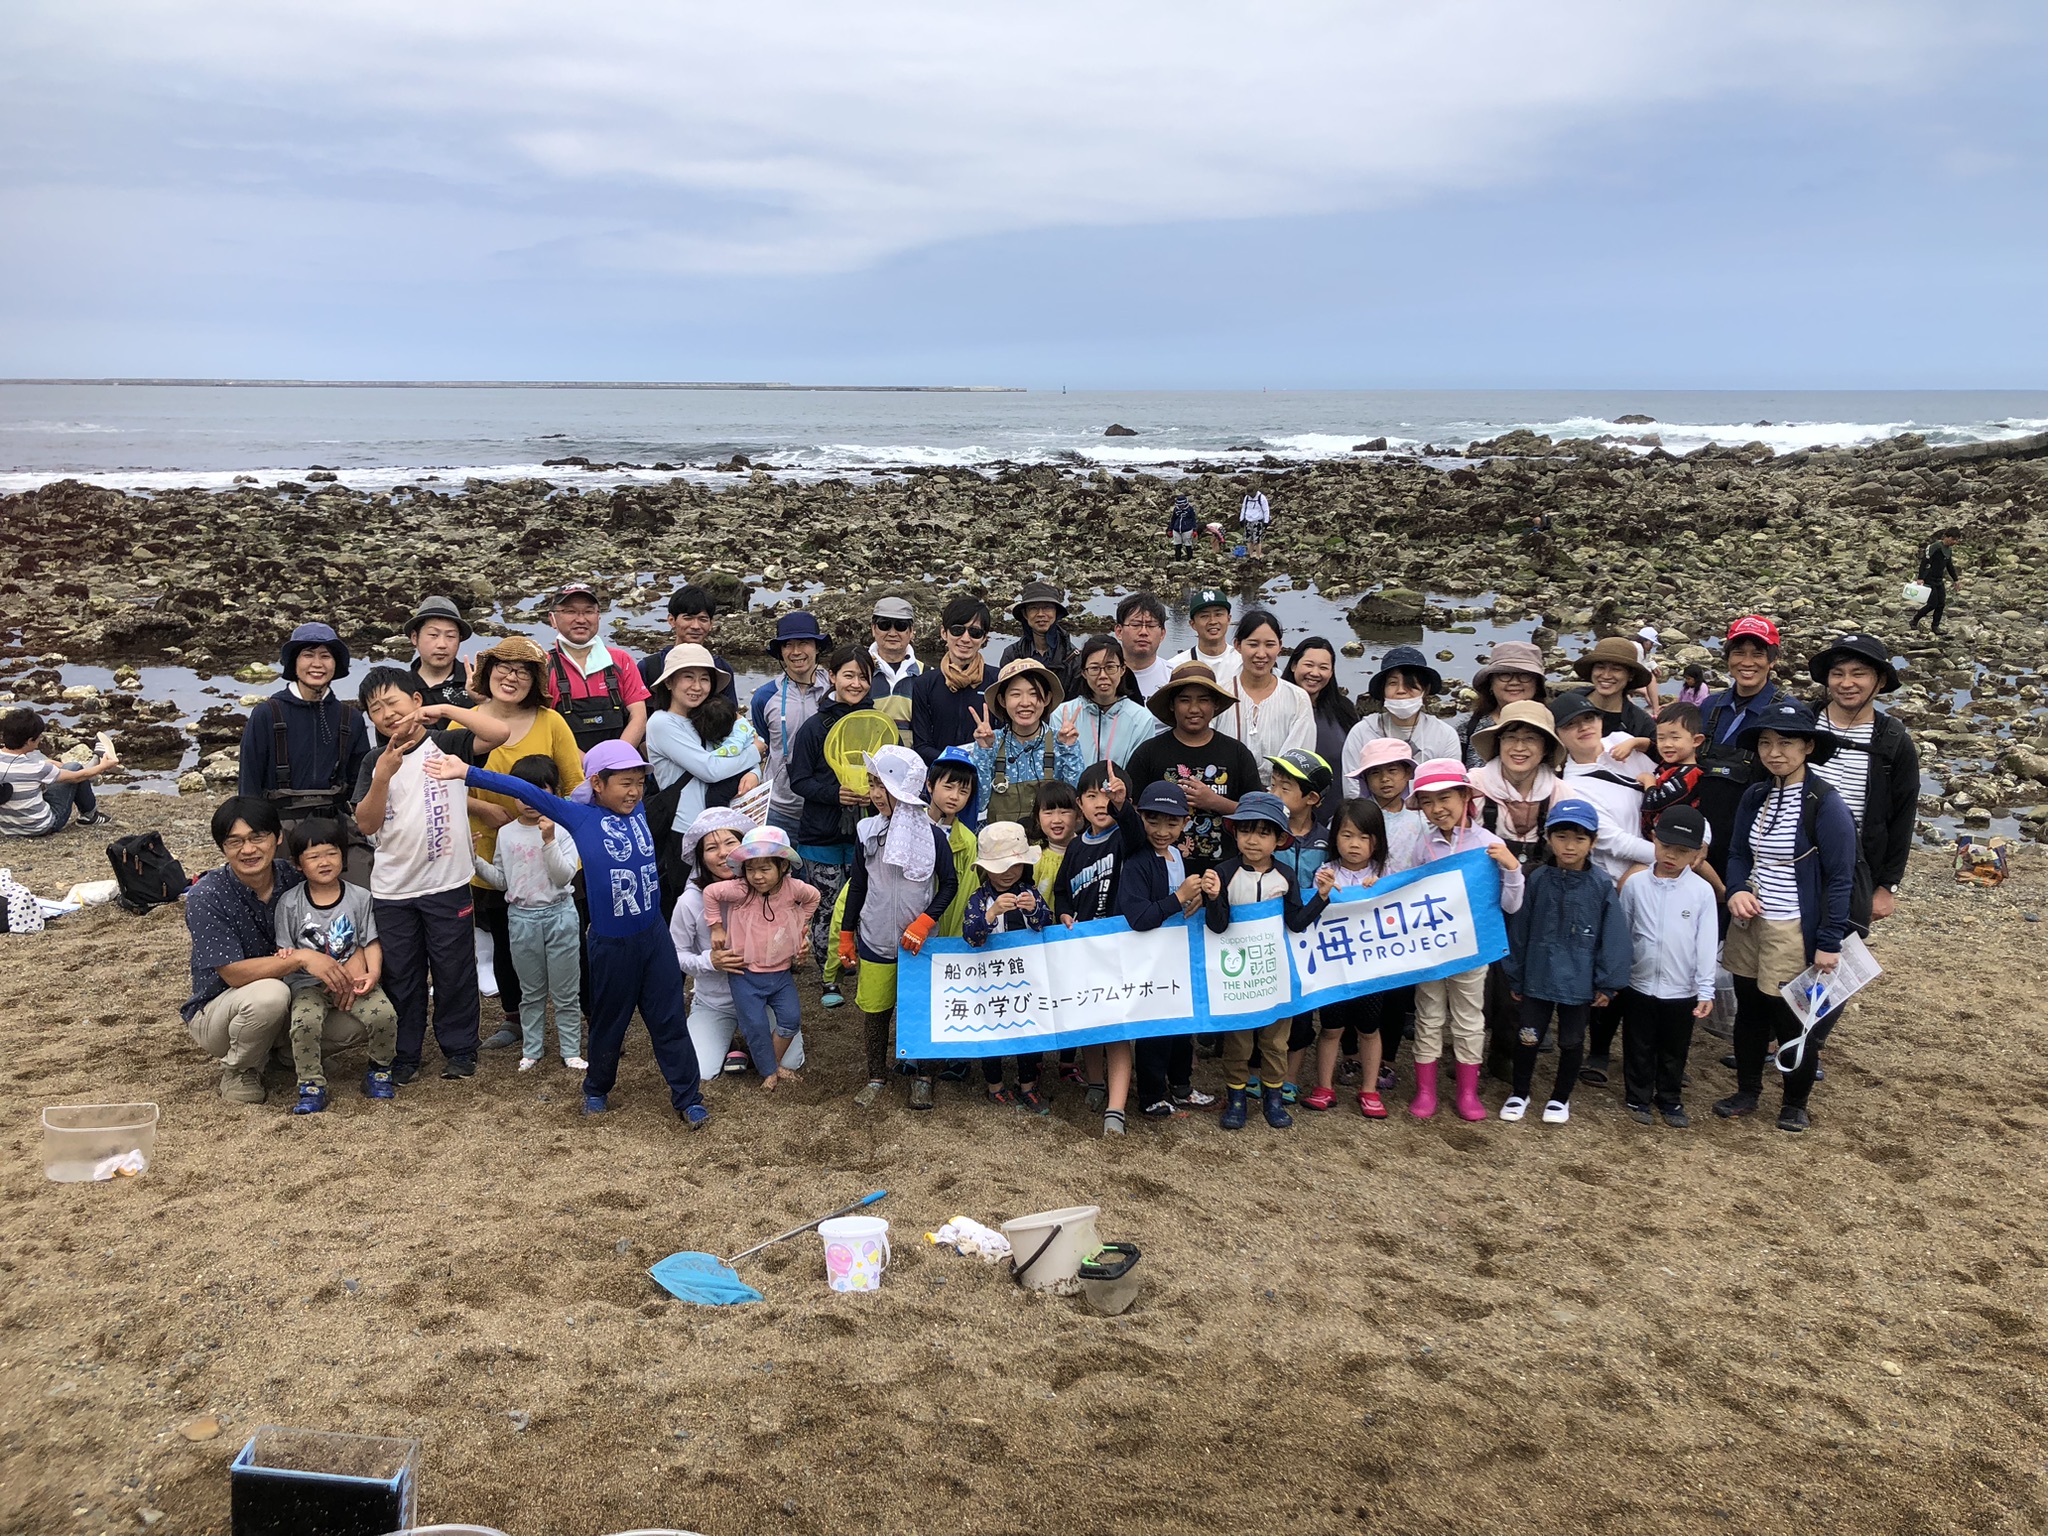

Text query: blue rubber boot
(361, 1066), (396, 1100)
(1219, 1086), (1249, 1131)
(1263, 1087), (1294, 1129)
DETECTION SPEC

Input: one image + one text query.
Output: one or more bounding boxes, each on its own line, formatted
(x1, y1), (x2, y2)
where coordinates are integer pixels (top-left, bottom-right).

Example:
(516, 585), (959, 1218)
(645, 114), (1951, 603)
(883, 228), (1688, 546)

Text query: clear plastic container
(41, 1102), (159, 1183)
(230, 1426), (418, 1536)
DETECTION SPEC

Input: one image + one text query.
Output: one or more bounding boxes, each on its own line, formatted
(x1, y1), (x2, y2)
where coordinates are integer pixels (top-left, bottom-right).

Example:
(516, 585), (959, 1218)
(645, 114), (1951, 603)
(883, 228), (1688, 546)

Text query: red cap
(1725, 614), (1781, 648)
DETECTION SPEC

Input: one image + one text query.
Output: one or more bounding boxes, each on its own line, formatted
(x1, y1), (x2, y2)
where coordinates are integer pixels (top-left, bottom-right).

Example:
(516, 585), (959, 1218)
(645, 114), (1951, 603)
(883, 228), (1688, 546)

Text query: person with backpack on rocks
(1910, 527), (1961, 634)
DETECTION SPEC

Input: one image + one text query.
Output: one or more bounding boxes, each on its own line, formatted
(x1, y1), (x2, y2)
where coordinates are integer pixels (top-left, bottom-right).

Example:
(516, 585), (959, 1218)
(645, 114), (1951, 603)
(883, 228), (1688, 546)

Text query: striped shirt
(0, 749), (60, 836)
(1747, 784), (1804, 921)
(1813, 716), (1875, 831)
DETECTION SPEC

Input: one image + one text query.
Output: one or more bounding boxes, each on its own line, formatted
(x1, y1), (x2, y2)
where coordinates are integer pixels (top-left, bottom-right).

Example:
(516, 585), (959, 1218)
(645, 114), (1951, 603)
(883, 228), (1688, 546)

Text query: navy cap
(1136, 781), (1190, 817)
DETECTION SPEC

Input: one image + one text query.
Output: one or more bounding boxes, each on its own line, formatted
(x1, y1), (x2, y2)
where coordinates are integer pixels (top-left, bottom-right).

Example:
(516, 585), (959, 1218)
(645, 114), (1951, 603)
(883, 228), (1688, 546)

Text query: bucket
(42, 1102), (159, 1183)
(818, 1215), (890, 1293)
(1000, 1205), (1102, 1291)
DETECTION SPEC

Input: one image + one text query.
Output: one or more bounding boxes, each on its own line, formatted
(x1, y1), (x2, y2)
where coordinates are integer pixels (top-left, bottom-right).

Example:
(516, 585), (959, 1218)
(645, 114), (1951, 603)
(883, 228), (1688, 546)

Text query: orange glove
(900, 913), (937, 955)
(837, 930), (858, 970)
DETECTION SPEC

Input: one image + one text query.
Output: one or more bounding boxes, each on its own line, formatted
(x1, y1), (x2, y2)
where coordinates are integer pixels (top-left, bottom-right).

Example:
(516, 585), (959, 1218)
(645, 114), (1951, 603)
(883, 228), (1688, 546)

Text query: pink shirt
(1413, 822), (1525, 914)
(702, 875), (821, 972)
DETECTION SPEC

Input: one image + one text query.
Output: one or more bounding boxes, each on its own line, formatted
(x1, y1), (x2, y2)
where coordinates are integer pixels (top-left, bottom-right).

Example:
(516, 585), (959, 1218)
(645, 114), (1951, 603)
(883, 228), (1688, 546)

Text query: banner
(895, 849), (1507, 1059)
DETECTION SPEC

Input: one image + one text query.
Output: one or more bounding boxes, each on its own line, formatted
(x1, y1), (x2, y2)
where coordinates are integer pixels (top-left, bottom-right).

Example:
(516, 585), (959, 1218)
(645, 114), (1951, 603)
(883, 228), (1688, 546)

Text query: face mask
(1382, 695), (1424, 720)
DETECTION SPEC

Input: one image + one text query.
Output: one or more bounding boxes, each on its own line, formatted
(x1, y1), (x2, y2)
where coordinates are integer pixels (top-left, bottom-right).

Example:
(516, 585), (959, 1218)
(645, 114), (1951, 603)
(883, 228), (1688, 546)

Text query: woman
(1714, 699), (1859, 1134)
(464, 635), (585, 1050)
(787, 645), (883, 971)
(1048, 633), (1159, 770)
(1339, 644), (1461, 794)
(669, 806), (806, 1081)
(1283, 635), (1358, 771)
(1469, 699), (1569, 1081)
(1216, 610), (1314, 786)
(1461, 640), (1547, 768)
(644, 643), (762, 834)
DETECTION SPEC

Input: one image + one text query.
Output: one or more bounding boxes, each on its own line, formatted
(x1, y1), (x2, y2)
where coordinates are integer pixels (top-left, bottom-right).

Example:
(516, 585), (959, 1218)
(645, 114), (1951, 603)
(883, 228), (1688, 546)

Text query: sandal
(1301, 1086), (1336, 1112)
(1357, 1090), (1388, 1119)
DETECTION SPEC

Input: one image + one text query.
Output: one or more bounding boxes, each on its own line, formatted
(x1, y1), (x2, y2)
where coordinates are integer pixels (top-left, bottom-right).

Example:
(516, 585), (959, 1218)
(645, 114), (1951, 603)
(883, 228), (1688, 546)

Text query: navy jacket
(1504, 864), (1634, 1005)
(238, 688), (372, 805)
(908, 666), (986, 766)
(1202, 859), (1328, 934)
(786, 697), (875, 850)
(1118, 848), (1191, 932)
(1726, 775), (1859, 960)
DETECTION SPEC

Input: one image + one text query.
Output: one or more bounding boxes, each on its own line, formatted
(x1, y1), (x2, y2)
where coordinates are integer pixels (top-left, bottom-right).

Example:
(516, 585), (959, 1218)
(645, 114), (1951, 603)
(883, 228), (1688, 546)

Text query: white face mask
(1382, 695), (1425, 720)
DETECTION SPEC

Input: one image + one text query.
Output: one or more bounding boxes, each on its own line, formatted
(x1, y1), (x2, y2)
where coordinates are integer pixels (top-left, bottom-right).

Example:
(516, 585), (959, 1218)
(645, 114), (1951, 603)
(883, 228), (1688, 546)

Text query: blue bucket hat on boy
(1545, 798), (1602, 836)
(278, 621), (352, 681)
(1368, 644), (1442, 699)
(768, 610), (828, 657)
(1136, 781), (1190, 817)
(1225, 790), (1291, 836)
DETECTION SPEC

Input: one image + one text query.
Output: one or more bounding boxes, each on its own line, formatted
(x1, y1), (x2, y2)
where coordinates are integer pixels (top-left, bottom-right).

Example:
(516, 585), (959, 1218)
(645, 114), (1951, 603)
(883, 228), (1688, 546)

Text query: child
(427, 740), (707, 1123)
(1617, 806), (1718, 1127)
(404, 596), (473, 709)
(0, 709), (116, 835)
(838, 746), (958, 1111)
(669, 807), (770, 1081)
(1202, 792), (1328, 1130)
(273, 818), (399, 1113)
(1636, 701), (1707, 832)
(1118, 781), (1213, 1122)
(1055, 760), (1145, 1127)
(1167, 492), (1199, 561)
(1353, 738), (1428, 872)
(963, 820), (1056, 1112)
(470, 754), (585, 1072)
(1269, 749), (1334, 1101)
(1407, 760), (1526, 1120)
(1124, 660), (1263, 871)
(1501, 799), (1632, 1125)
(1302, 799), (1389, 1115)
(704, 826), (820, 1093)
(970, 657), (1083, 827)
(927, 747), (981, 940)
(1032, 779), (1082, 905)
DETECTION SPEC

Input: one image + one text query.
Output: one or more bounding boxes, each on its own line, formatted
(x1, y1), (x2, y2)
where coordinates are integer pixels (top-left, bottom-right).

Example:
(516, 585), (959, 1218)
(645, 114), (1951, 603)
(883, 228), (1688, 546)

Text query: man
(1239, 484), (1272, 555)
(1165, 589), (1243, 691)
(638, 584), (739, 703)
(405, 596), (473, 710)
(1569, 636), (1657, 738)
(1114, 591), (1174, 700)
(750, 610), (831, 838)
(1910, 527), (1962, 634)
(1696, 615), (1785, 883)
(544, 583), (650, 752)
(908, 596), (991, 769)
(867, 595), (922, 725)
(237, 621), (374, 834)
(1124, 661), (1262, 872)
(1809, 634), (1918, 926)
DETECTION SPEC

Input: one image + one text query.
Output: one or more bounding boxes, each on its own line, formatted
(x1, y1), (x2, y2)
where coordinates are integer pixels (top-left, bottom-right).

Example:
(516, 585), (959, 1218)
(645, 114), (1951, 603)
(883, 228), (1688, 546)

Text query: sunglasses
(872, 617), (912, 632)
(945, 625), (989, 640)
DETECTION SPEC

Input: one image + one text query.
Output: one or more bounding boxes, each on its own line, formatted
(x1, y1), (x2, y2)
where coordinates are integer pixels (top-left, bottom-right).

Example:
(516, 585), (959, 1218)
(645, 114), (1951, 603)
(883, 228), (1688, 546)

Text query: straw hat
(1147, 660), (1236, 723)
(654, 642), (733, 692)
(986, 657), (1065, 725)
(1469, 700), (1562, 765)
(973, 821), (1042, 873)
(473, 634), (549, 699)
(1572, 636), (1652, 691)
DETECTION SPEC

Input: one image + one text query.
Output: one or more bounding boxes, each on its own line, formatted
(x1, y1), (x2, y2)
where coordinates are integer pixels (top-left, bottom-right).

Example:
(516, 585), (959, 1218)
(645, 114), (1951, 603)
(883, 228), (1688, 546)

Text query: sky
(1, 1), (2042, 387)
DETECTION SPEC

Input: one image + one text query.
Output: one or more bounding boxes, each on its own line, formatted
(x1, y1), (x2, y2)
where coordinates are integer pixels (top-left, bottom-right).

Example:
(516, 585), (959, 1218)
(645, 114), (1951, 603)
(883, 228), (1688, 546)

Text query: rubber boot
(1220, 1086), (1249, 1131)
(1262, 1086), (1293, 1129)
(1409, 1061), (1439, 1119)
(1453, 1062), (1486, 1122)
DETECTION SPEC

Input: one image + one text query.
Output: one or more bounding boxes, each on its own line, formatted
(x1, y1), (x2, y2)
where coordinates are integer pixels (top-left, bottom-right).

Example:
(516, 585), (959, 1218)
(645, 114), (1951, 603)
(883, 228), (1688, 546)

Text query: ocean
(3, 385), (2045, 493)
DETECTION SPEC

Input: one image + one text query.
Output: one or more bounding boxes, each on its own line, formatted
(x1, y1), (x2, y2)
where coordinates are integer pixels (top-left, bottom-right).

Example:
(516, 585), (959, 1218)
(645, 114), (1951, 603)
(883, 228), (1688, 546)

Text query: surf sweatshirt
(464, 766), (662, 938)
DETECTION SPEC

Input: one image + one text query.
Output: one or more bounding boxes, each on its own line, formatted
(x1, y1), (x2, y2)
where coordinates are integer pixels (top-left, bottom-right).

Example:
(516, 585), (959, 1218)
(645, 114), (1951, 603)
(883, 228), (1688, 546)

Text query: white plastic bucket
(818, 1216), (890, 1293)
(1000, 1205), (1102, 1291)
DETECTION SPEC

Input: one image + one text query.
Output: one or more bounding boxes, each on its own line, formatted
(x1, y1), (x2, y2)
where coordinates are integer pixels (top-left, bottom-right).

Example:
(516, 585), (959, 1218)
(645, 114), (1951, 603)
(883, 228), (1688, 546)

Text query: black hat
(1652, 805), (1708, 850)
(1549, 690), (1602, 731)
(405, 595), (472, 641)
(1010, 581), (1069, 622)
(1736, 698), (1837, 765)
(1808, 633), (1900, 693)
(1368, 644), (1442, 700)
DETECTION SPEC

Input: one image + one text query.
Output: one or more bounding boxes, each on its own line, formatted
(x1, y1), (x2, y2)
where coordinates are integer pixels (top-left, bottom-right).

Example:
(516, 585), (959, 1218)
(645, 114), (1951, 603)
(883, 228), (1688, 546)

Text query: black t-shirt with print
(1123, 731), (1263, 872)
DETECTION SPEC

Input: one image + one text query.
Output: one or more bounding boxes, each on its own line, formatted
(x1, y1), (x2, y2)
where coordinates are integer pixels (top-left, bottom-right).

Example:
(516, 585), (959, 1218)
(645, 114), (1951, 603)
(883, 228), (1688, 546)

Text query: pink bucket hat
(1352, 737), (1417, 781)
(735, 825), (797, 865)
(1406, 758), (1476, 808)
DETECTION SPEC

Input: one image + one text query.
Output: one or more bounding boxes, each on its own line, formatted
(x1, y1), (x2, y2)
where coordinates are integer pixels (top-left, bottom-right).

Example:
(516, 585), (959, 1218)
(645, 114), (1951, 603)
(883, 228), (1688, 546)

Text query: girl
(704, 826), (821, 1093)
(838, 746), (958, 1111)
(970, 657), (1084, 826)
(1048, 633), (1159, 770)
(1283, 636), (1358, 773)
(1031, 777), (1086, 1084)
(1462, 641), (1548, 768)
(1301, 799), (1389, 1116)
(669, 807), (808, 1082)
(646, 644), (762, 835)
(1216, 609), (1314, 787)
(1676, 665), (1711, 708)
(1501, 800), (1633, 1124)
(470, 755), (584, 1073)
(428, 740), (705, 1123)
(963, 820), (1054, 1113)
(1355, 738), (1428, 873)
(787, 645), (879, 980)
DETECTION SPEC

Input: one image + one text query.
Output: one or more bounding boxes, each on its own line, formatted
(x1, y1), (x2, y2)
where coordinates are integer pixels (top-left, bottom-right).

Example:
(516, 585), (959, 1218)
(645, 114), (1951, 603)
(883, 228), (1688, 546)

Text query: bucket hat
(1545, 798), (1601, 836)
(1368, 645), (1442, 700)
(862, 744), (927, 808)
(1736, 698), (1837, 765)
(405, 595), (472, 641)
(1472, 640), (1547, 693)
(1147, 660), (1235, 723)
(1469, 699), (1562, 764)
(1572, 636), (1652, 691)
(472, 635), (548, 701)
(986, 656), (1066, 725)
(1807, 633), (1900, 693)
(974, 820), (1042, 873)
(768, 610), (828, 657)
(654, 642), (734, 692)
(1225, 790), (1291, 836)
(279, 621), (351, 682)
(1725, 614), (1782, 651)
(1135, 781), (1190, 817)
(1405, 758), (1474, 808)
(1352, 738), (1417, 781)
(735, 825), (798, 865)
(1267, 748), (1334, 797)
(681, 807), (755, 867)
(1010, 582), (1069, 622)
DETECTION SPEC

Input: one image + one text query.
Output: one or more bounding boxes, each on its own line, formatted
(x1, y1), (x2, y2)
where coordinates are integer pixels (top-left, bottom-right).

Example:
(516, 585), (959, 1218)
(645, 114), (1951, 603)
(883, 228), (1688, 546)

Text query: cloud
(0, 0), (2002, 280)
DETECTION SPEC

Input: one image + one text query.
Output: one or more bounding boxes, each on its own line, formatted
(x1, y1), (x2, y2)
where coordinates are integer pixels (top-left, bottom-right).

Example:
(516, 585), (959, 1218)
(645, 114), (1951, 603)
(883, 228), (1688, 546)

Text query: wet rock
(1103, 423), (1138, 437)
(1349, 588), (1427, 626)
(1352, 438), (1388, 452)
(1616, 413), (1656, 425)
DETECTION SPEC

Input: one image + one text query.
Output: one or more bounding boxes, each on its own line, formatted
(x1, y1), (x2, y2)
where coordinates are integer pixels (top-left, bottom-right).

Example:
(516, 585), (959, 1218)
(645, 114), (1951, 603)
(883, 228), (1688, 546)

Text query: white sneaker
(563, 1056), (589, 1071)
(518, 1056), (539, 1073)
(1499, 1095), (1528, 1122)
(1541, 1099), (1571, 1124)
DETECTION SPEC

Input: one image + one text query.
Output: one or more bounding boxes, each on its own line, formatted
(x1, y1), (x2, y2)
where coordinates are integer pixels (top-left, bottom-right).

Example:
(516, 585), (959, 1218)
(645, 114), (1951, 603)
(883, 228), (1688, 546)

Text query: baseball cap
(872, 596), (915, 623)
(1653, 805), (1707, 849)
(1136, 781), (1190, 817)
(1545, 798), (1601, 836)
(1725, 614), (1782, 649)
(1186, 588), (1231, 617)
(1268, 749), (1334, 797)
(553, 582), (600, 608)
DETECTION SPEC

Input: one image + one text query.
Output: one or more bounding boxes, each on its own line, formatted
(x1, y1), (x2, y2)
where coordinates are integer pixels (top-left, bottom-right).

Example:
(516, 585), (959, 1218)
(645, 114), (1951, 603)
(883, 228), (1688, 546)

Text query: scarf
(1471, 760), (1558, 843)
(941, 652), (986, 693)
(859, 807), (936, 885)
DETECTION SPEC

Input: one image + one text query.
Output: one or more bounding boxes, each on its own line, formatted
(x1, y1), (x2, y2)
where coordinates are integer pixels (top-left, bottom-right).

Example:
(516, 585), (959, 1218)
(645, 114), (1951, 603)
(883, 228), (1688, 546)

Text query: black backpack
(107, 832), (190, 914)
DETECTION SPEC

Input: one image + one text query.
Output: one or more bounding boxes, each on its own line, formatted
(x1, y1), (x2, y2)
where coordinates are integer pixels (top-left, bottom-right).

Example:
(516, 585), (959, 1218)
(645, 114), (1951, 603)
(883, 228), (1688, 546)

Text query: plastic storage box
(41, 1102), (158, 1182)
(230, 1427), (418, 1536)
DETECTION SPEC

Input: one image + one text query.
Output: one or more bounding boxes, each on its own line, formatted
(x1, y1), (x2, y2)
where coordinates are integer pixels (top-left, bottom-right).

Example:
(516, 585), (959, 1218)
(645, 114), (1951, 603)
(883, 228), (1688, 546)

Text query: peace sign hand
(969, 702), (995, 749)
(1056, 711), (1080, 747)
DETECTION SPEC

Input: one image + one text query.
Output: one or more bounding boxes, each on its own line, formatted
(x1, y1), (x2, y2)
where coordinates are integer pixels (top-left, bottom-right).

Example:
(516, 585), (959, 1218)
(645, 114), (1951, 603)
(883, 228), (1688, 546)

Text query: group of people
(169, 569), (1919, 1138)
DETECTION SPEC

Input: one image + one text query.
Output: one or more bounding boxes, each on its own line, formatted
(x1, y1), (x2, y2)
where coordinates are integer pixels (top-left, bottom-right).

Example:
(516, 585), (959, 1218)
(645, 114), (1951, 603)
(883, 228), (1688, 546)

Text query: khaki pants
(187, 979), (292, 1071)
(289, 985), (398, 1088)
(1722, 915), (1807, 992)
(1414, 966), (1489, 1066)
(1226, 1020), (1291, 1086)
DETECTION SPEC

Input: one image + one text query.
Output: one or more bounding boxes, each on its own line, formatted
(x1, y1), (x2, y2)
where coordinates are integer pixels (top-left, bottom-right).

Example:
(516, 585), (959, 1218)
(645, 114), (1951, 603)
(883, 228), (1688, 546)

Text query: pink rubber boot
(1453, 1062), (1486, 1121)
(1409, 1061), (1439, 1119)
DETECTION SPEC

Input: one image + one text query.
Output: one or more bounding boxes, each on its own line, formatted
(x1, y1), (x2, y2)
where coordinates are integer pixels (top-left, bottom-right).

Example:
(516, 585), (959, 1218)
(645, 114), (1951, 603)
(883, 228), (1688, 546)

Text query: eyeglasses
(945, 625), (988, 640)
(220, 833), (274, 853)
(1082, 659), (1124, 675)
(873, 618), (912, 632)
(1118, 617), (1163, 632)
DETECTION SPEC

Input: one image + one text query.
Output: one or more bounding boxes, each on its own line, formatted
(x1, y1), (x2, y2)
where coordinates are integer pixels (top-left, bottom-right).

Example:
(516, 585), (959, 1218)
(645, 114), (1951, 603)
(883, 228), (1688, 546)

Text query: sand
(2, 794), (2044, 1536)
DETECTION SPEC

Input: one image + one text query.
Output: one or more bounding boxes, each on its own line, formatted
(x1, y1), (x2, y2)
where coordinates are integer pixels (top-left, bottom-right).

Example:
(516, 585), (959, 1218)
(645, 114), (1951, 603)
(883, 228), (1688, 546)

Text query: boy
(0, 709), (115, 835)
(1124, 661), (1262, 873)
(997, 582), (1077, 694)
(1635, 701), (1707, 828)
(274, 818), (399, 1113)
(1118, 781), (1212, 1121)
(1269, 749), (1334, 879)
(546, 583), (651, 752)
(1167, 493), (1199, 562)
(1617, 806), (1719, 1127)
(404, 597), (473, 710)
(751, 610), (831, 837)
(237, 622), (373, 833)
(640, 584), (739, 703)
(471, 755), (586, 1072)
(352, 666), (513, 1082)
(1165, 589), (1242, 690)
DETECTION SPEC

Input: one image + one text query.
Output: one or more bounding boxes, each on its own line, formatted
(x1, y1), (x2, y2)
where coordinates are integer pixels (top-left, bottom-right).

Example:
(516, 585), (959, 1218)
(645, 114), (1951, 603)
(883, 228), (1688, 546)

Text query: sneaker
(1084, 1082), (1108, 1113)
(1336, 1057), (1362, 1086)
(1140, 1099), (1177, 1119)
(1172, 1084), (1216, 1108)
(854, 1079), (885, 1109)
(1499, 1095), (1528, 1122)
(1627, 1103), (1655, 1125)
(936, 1060), (972, 1083)
(820, 985), (845, 1009)
(1577, 1054), (1610, 1085)
(482, 1027), (519, 1050)
(1016, 1085), (1052, 1117)
(1776, 1103), (1810, 1134)
(218, 1066), (266, 1104)
(986, 1084), (1018, 1107)
(1713, 1091), (1760, 1119)
(362, 1066), (396, 1100)
(290, 1082), (328, 1115)
(1541, 1099), (1571, 1124)
(562, 1056), (588, 1071)
(517, 1056), (539, 1073)
(392, 1062), (421, 1086)
(582, 1093), (609, 1115)
(1279, 1081), (1300, 1106)
(682, 1103), (711, 1130)
(909, 1078), (935, 1111)
(723, 1049), (749, 1076)
(1660, 1104), (1690, 1128)
(74, 808), (112, 826)
(1376, 1066), (1396, 1093)
(1357, 1090), (1389, 1119)
(1301, 1086), (1336, 1112)
(441, 1054), (477, 1079)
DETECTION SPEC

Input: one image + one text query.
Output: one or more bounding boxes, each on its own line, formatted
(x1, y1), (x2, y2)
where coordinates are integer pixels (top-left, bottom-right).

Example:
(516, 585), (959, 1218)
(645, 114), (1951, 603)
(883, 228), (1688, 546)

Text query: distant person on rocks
(1168, 492), (1199, 561)
(1282, 636), (1358, 772)
(1339, 646), (1460, 794)
(0, 708), (115, 835)
(751, 611), (831, 840)
(404, 597), (473, 710)
(1910, 527), (1962, 634)
(1113, 591), (1173, 700)
(1239, 484), (1272, 555)
(866, 596), (923, 726)
(237, 622), (373, 836)
(907, 596), (990, 772)
(1808, 634), (1918, 926)
(544, 583), (650, 753)
(1165, 589), (1242, 690)
(997, 582), (1078, 696)
(639, 584), (739, 705)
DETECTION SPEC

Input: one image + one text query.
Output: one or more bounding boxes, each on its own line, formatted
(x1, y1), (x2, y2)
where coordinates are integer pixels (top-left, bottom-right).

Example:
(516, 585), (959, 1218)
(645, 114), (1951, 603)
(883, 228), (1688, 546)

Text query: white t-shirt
(356, 731), (476, 902)
(1129, 656), (1176, 700)
(1165, 646), (1243, 691)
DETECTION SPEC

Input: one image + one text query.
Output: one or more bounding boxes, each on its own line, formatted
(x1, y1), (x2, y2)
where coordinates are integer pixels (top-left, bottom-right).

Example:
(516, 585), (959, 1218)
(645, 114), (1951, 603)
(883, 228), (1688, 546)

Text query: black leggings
(1912, 581), (1947, 632)
(1136, 1034), (1195, 1107)
(982, 1053), (1043, 1089)
(1378, 984), (1415, 1070)
(1732, 975), (1837, 1109)
(1513, 997), (1590, 1103)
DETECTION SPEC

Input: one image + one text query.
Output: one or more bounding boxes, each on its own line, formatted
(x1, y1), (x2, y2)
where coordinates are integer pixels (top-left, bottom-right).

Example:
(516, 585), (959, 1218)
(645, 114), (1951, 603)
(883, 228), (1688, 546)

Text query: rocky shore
(4, 430), (2045, 832)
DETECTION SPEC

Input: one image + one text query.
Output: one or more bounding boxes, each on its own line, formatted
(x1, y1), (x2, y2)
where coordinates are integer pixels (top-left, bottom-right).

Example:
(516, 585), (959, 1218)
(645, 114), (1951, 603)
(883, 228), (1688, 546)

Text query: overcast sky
(1, 1), (2040, 386)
